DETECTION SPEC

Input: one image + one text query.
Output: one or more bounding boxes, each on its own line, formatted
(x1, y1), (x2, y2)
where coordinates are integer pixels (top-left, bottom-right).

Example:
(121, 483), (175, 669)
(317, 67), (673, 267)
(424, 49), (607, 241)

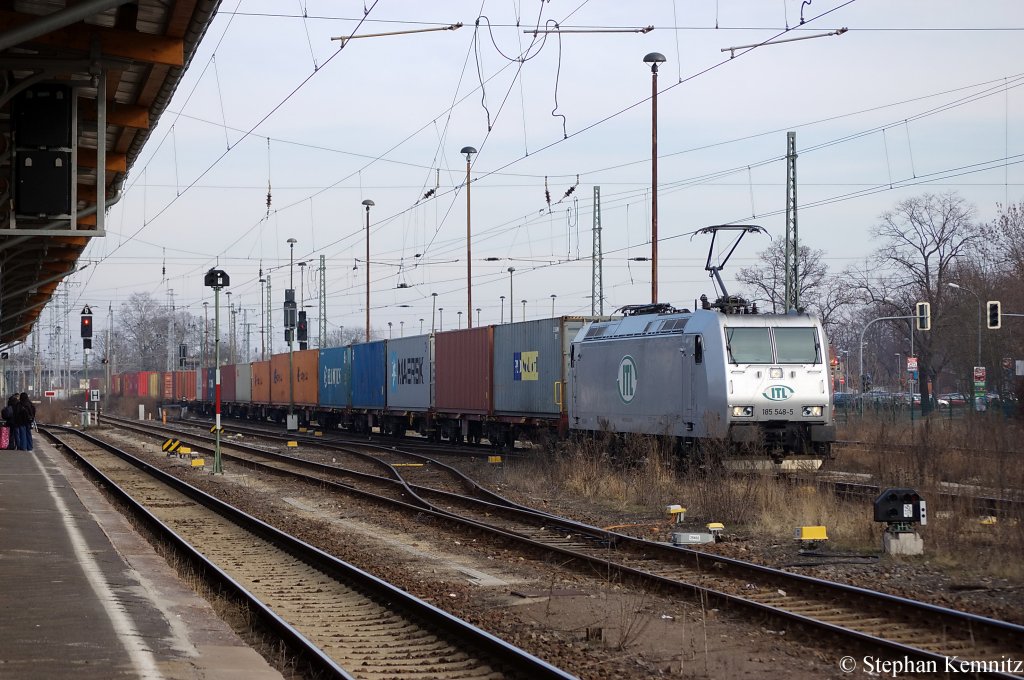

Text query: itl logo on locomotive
(763, 385), (795, 401)
(617, 355), (638, 404)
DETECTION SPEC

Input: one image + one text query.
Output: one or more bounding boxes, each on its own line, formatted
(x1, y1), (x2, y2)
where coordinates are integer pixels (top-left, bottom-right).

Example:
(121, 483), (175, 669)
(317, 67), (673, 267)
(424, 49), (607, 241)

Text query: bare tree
(736, 241), (856, 337)
(865, 192), (981, 412)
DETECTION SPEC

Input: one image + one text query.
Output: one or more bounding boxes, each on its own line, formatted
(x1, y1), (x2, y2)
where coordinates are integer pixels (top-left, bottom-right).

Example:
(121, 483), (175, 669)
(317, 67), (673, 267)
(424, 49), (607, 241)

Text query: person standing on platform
(19, 393), (34, 451)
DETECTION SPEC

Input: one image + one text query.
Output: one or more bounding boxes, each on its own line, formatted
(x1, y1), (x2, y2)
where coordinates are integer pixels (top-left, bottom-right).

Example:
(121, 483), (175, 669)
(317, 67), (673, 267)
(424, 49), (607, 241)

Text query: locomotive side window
(694, 335), (703, 364)
(725, 327), (772, 364)
(774, 327), (820, 363)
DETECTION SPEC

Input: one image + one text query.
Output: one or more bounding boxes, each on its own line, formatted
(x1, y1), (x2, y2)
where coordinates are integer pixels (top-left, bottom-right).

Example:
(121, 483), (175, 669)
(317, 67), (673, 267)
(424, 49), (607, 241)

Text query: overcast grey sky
(69, 0), (1023, 346)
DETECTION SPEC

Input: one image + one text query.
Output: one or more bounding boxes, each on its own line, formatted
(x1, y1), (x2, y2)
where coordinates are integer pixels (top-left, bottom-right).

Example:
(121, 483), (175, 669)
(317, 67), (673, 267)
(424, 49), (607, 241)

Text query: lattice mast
(591, 186), (604, 315)
(318, 255), (326, 348)
(783, 131), (799, 311)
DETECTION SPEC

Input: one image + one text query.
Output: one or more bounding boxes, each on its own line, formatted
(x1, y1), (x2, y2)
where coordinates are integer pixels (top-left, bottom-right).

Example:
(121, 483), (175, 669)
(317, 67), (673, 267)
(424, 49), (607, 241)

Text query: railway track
(42, 425), (573, 680)
(88, 416), (1024, 677)
(157, 413), (1024, 520)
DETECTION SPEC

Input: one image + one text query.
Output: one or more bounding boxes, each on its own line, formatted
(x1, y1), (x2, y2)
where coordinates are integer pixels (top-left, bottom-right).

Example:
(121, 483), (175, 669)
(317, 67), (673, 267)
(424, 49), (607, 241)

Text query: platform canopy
(0, 0), (220, 349)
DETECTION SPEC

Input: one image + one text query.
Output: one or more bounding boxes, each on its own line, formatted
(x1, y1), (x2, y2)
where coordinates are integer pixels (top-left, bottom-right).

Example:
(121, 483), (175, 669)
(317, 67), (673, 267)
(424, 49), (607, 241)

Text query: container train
(109, 308), (835, 462)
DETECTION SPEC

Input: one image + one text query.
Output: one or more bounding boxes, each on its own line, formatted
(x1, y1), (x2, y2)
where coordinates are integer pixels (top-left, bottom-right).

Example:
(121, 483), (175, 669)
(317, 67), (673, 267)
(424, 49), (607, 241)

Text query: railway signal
(204, 267), (230, 475)
(987, 300), (1001, 329)
(81, 304), (93, 349)
(874, 487), (926, 556)
(297, 310), (308, 350)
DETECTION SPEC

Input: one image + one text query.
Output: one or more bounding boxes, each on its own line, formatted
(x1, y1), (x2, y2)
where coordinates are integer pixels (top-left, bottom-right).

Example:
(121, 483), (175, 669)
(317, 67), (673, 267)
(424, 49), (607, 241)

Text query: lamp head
(507, 266), (515, 273)
(643, 52), (666, 72)
(460, 145), (477, 161)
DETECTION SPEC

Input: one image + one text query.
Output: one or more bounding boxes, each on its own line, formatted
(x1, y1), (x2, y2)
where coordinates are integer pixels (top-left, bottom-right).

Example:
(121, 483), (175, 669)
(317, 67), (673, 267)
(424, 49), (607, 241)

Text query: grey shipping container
(386, 334), (433, 412)
(435, 327), (492, 414)
(493, 317), (601, 417)
(236, 362), (252, 403)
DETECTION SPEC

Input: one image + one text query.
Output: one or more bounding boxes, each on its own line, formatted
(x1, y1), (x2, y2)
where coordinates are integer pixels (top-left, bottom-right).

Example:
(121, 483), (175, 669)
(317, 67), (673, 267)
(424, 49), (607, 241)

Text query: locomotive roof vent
(618, 302), (682, 317)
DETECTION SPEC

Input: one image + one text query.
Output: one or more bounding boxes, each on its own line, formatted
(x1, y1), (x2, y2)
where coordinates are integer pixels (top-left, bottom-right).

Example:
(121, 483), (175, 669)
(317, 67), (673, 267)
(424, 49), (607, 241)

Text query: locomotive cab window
(725, 327), (772, 364)
(694, 335), (703, 364)
(774, 327), (820, 364)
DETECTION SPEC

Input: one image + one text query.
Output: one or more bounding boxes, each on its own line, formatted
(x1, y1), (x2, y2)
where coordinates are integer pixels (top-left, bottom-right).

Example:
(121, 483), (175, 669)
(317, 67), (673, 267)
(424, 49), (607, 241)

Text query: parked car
(833, 392), (856, 408)
(938, 392), (967, 406)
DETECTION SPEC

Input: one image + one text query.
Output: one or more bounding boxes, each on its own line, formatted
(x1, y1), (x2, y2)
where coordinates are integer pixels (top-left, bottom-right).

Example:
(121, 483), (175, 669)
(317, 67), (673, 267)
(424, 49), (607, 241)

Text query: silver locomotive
(569, 302), (835, 463)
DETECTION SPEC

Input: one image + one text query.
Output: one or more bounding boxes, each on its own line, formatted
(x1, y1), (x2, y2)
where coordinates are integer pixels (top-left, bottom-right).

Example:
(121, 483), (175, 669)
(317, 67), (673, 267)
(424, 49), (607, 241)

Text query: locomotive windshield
(725, 326), (821, 364)
(774, 327), (821, 363)
(725, 327), (773, 363)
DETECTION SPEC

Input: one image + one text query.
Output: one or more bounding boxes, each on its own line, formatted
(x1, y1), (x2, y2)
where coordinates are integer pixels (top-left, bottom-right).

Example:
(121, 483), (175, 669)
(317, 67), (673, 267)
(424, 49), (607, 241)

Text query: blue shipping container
(352, 341), (387, 409)
(319, 347), (352, 408)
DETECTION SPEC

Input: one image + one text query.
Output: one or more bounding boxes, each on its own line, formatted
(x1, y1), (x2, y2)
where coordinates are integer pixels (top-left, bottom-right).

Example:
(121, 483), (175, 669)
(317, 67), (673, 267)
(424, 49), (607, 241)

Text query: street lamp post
(419, 318), (424, 334)
(550, 293), (556, 318)
(507, 267), (515, 322)
(439, 308), (444, 331)
(947, 282), (982, 367)
(643, 51), (666, 304)
(431, 293), (438, 332)
(500, 296), (505, 324)
(858, 314), (915, 413)
(362, 199), (375, 342)
(476, 308), (481, 326)
(203, 268), (230, 474)
(457, 311), (463, 329)
(461, 145), (477, 328)
(521, 299), (526, 320)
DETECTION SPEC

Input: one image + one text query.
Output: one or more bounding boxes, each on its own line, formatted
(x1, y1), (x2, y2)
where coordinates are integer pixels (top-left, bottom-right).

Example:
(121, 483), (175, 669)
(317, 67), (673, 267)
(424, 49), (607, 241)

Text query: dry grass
(501, 422), (1024, 582)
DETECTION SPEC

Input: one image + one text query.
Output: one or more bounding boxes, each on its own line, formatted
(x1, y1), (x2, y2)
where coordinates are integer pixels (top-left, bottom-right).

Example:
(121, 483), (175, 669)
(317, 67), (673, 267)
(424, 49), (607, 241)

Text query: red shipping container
(435, 327), (492, 415)
(221, 364), (238, 402)
(112, 374), (122, 397)
(161, 372), (173, 400)
(252, 361), (270, 404)
(270, 350), (319, 406)
(174, 371), (196, 400)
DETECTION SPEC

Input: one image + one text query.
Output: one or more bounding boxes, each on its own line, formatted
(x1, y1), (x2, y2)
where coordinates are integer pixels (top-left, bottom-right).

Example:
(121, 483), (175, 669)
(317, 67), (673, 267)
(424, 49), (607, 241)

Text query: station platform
(0, 432), (283, 679)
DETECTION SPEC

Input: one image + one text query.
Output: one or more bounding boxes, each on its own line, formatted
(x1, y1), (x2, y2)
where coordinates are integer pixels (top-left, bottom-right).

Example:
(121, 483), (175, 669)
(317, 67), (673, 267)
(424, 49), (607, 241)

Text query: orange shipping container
(270, 350), (318, 406)
(162, 372), (174, 400)
(252, 361), (270, 404)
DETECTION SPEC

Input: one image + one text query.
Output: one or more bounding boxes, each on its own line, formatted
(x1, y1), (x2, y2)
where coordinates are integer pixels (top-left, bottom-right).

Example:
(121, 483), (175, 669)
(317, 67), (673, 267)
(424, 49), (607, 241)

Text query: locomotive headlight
(731, 406), (754, 417)
(769, 367), (783, 379)
(802, 406), (824, 417)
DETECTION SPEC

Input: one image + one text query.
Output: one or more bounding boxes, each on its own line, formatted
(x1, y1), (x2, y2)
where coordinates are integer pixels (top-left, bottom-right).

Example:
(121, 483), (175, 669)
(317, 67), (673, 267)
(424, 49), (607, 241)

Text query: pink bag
(0, 426), (9, 449)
